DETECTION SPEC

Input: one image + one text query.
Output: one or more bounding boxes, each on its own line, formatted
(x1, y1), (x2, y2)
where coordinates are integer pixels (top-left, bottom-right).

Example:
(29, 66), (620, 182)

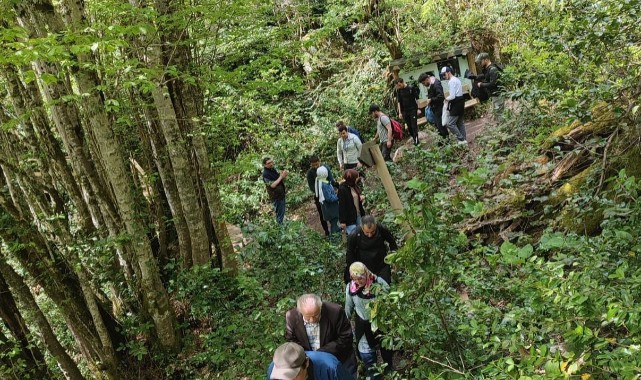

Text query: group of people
(395, 52), (504, 147)
(261, 52), (504, 379)
(268, 214), (398, 380)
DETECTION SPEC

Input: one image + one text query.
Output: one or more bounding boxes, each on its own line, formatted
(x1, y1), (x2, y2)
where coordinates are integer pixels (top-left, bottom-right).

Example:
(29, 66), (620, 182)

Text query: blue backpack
(347, 126), (363, 143)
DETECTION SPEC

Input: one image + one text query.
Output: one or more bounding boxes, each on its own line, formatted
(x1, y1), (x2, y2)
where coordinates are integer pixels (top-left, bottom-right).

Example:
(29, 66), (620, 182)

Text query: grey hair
(297, 294), (322, 312)
(361, 215), (376, 228)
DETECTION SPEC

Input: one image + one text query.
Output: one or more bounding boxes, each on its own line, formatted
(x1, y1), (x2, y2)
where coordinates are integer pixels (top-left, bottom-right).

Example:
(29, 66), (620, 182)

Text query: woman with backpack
(315, 166), (341, 236)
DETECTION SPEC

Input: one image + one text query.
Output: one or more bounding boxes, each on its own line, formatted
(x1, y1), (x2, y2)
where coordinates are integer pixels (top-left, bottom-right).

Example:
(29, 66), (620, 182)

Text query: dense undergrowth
(2, 0), (639, 379)
(192, 0), (641, 378)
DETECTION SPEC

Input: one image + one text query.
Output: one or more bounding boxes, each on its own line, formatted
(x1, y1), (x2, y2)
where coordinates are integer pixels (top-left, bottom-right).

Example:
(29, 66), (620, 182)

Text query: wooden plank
(369, 144), (403, 214)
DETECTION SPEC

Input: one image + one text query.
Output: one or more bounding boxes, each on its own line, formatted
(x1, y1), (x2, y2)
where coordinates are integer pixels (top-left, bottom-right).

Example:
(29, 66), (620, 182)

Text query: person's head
(361, 215), (377, 238)
(418, 72), (430, 86)
(297, 294), (322, 324)
(270, 342), (310, 380)
(343, 169), (359, 187)
(349, 261), (372, 287)
(337, 125), (349, 140)
(316, 166), (328, 180)
(440, 66), (454, 80)
(369, 103), (381, 118)
(263, 157), (274, 168)
(393, 77), (405, 89)
(475, 52), (491, 68)
(308, 155), (320, 169)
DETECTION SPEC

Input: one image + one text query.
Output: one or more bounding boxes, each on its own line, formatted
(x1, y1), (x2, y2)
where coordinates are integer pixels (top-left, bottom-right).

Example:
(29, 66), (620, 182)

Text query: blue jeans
(345, 215), (362, 235)
(359, 350), (380, 380)
(273, 198), (285, 224)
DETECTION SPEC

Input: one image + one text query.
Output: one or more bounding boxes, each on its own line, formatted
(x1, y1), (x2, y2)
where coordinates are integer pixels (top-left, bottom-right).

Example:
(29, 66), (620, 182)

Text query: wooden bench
(416, 86), (479, 126)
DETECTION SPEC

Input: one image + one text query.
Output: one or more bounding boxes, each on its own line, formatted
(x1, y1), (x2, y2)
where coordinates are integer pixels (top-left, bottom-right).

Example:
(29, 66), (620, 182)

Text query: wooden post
(359, 141), (412, 238)
(368, 143), (403, 214)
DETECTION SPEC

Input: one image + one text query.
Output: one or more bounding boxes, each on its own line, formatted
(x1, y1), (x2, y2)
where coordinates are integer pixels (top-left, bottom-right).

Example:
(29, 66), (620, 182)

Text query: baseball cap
(270, 343), (307, 379)
(440, 66), (453, 74)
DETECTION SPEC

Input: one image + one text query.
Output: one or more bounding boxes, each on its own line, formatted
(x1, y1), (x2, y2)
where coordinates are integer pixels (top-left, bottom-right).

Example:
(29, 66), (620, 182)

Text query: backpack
(390, 118), (404, 140)
(347, 126), (363, 143)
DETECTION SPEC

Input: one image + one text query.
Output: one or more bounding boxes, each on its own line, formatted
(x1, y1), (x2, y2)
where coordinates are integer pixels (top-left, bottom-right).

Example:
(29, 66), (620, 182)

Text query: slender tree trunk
(2, 67), (94, 232)
(150, 82), (211, 266)
(0, 273), (50, 378)
(153, 0), (234, 270)
(54, 0), (179, 349)
(142, 103), (193, 268)
(0, 257), (86, 380)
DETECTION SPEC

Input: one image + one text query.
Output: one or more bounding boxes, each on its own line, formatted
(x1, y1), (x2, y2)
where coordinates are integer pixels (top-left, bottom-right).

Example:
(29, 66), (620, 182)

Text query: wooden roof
(389, 45), (473, 69)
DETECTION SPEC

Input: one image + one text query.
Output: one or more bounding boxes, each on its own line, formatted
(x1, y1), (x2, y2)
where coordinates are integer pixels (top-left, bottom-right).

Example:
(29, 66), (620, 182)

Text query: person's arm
(344, 233), (358, 283)
(337, 138), (343, 168)
(445, 85), (456, 101)
(396, 90), (402, 119)
(326, 167), (338, 187)
(323, 184), (338, 203)
(354, 135), (362, 157)
(379, 225), (398, 251)
(434, 82), (445, 103)
(317, 306), (353, 355)
(306, 169), (315, 193)
(268, 171), (287, 189)
(384, 118), (393, 146)
(338, 187), (347, 225)
(480, 66), (499, 89)
(285, 310), (302, 344)
(344, 284), (353, 319)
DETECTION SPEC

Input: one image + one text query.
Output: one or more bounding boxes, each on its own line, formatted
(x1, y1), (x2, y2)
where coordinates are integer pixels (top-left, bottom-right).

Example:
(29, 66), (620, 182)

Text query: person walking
(394, 78), (421, 145)
(441, 66), (467, 145)
(315, 166), (341, 237)
(307, 156), (337, 236)
(285, 294), (357, 376)
(475, 52), (505, 122)
(345, 262), (393, 380)
(336, 125), (362, 171)
(344, 215), (397, 285)
(266, 342), (356, 380)
(369, 104), (393, 161)
(338, 169), (365, 235)
(262, 157), (288, 224)
(419, 72), (448, 141)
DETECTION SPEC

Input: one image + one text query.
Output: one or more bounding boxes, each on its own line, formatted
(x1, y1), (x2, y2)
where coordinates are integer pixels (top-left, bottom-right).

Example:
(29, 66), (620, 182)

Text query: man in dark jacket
(285, 294), (357, 377)
(419, 72), (448, 141)
(344, 215), (397, 284)
(263, 157), (288, 224)
(475, 52), (504, 121)
(394, 77), (421, 145)
(306, 156), (337, 236)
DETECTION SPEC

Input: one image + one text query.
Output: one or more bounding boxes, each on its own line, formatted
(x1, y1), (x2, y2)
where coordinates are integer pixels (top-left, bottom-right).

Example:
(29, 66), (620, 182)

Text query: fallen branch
(595, 128), (618, 196)
(420, 355), (466, 375)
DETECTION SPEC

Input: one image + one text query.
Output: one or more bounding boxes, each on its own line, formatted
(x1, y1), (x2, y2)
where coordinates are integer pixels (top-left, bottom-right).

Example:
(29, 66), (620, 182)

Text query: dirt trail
(295, 113), (493, 234)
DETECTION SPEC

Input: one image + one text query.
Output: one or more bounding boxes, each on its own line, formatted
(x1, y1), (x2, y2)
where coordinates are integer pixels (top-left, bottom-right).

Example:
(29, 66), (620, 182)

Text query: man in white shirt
(441, 66), (467, 145)
(336, 125), (362, 171)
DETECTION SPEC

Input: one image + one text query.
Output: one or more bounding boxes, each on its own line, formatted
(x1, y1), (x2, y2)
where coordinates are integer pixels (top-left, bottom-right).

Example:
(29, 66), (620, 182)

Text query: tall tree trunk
(54, 0), (179, 349)
(154, 0), (234, 270)
(2, 67), (94, 233)
(0, 273), (50, 379)
(0, 258), (86, 380)
(141, 102), (193, 268)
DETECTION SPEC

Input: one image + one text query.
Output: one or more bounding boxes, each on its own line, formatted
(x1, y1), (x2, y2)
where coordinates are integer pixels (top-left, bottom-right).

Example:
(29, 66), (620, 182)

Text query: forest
(0, 0), (639, 379)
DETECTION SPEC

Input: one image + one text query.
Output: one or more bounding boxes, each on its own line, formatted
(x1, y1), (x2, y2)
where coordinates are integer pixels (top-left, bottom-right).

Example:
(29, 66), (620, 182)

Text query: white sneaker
(457, 140), (468, 145)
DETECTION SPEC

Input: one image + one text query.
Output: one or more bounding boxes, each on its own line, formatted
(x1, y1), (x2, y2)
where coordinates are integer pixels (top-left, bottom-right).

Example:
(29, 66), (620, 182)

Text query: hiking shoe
(457, 140), (468, 145)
